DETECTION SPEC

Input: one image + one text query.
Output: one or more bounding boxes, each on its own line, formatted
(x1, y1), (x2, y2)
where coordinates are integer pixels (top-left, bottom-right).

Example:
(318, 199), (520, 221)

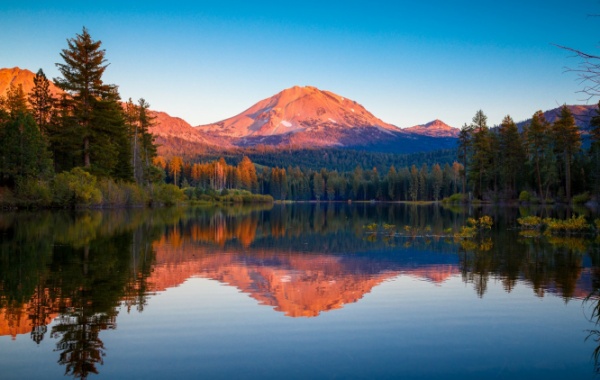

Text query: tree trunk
(535, 156), (544, 200)
(84, 137), (90, 168)
(565, 151), (571, 202)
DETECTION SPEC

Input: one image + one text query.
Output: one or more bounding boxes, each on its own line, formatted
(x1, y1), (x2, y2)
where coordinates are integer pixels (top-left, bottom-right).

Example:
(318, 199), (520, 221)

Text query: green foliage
(543, 215), (590, 235)
(153, 183), (186, 206)
(14, 178), (52, 207)
(572, 192), (590, 204)
(517, 215), (543, 229)
(442, 193), (465, 204)
(518, 191), (532, 202)
(53, 167), (102, 207)
(0, 112), (53, 184)
(455, 215), (493, 238)
(97, 178), (149, 207)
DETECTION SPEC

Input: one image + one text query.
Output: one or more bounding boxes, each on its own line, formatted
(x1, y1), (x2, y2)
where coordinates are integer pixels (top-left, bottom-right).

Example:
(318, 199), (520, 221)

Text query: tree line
(157, 153), (465, 202)
(458, 105), (600, 203)
(0, 28), (173, 207)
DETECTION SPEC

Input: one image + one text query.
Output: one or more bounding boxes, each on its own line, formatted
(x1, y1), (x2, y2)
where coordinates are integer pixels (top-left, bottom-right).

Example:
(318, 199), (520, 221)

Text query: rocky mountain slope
(0, 67), (63, 97)
(195, 85), (457, 152)
(0, 67), (456, 155)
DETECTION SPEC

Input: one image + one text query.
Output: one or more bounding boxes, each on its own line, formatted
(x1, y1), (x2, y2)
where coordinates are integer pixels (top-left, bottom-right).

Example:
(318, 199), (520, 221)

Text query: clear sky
(1, 1), (598, 128)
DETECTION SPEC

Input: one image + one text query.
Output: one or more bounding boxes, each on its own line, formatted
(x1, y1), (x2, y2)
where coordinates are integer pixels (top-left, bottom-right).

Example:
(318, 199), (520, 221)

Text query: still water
(1, 203), (599, 379)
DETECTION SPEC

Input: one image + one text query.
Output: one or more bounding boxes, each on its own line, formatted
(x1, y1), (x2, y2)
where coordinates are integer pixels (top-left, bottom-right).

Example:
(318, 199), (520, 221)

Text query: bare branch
(555, 44), (600, 99)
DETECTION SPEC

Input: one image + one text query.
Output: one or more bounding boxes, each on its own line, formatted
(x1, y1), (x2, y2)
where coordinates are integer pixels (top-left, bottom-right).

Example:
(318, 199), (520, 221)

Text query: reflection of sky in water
(92, 276), (593, 380)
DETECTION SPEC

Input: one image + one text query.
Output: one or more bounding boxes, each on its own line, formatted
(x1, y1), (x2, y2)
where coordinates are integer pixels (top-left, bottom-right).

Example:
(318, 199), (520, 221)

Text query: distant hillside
(515, 104), (598, 134)
(0, 67), (63, 98)
(404, 119), (460, 138)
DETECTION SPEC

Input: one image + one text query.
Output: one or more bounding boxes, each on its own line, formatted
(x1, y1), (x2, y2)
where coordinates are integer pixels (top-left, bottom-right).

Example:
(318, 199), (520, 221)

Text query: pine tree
(498, 115), (525, 197)
(525, 111), (552, 199)
(418, 163), (428, 200)
(169, 156), (183, 187)
(409, 165), (419, 202)
(387, 165), (397, 200)
(589, 101), (600, 198)
(124, 98), (157, 185)
(432, 163), (443, 201)
(0, 84), (29, 117)
(457, 123), (472, 195)
(54, 27), (115, 169)
(0, 113), (52, 185)
(552, 105), (581, 201)
(237, 156), (257, 191)
(28, 69), (55, 136)
(313, 172), (324, 201)
(468, 110), (493, 198)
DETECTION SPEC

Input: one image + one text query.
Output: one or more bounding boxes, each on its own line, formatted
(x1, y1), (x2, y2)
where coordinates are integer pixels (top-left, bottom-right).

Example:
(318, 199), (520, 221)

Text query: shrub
(455, 216), (493, 239)
(543, 215), (590, 235)
(572, 192), (590, 204)
(183, 187), (196, 200)
(14, 177), (52, 207)
(517, 215), (543, 229)
(153, 183), (186, 206)
(53, 167), (102, 207)
(442, 193), (465, 204)
(518, 191), (532, 202)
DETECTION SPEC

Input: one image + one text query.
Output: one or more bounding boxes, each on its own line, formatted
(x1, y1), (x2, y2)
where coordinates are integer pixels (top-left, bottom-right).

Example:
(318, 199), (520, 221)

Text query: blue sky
(1, 1), (599, 128)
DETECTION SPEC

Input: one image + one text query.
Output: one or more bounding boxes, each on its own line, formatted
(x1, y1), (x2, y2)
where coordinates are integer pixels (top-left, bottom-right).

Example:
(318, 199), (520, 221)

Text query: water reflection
(0, 204), (598, 378)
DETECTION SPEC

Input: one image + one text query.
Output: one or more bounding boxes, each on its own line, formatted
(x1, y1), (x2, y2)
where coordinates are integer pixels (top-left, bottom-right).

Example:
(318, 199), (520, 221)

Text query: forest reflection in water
(0, 202), (599, 379)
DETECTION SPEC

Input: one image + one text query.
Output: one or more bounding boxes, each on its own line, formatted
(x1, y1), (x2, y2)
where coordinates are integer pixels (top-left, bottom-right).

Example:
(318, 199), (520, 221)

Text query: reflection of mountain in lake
(149, 236), (461, 317)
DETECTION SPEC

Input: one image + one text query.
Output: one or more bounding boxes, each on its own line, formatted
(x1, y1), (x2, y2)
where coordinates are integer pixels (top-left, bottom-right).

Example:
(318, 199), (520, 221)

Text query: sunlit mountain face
(195, 85), (459, 152)
(0, 68), (458, 156)
(0, 67), (63, 98)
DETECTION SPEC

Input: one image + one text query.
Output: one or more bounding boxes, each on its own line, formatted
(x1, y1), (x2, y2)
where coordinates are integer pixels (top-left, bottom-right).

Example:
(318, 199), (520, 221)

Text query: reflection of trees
(584, 241), (600, 373)
(457, 213), (589, 299)
(162, 203), (466, 255)
(0, 210), (161, 378)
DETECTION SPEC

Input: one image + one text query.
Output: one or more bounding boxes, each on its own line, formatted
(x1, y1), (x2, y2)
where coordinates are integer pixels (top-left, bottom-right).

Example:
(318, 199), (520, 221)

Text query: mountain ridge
(404, 119), (459, 138)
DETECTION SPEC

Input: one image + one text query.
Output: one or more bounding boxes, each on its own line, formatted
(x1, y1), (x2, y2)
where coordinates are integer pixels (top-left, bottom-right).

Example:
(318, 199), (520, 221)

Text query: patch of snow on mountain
(281, 120), (292, 127)
(328, 118), (337, 124)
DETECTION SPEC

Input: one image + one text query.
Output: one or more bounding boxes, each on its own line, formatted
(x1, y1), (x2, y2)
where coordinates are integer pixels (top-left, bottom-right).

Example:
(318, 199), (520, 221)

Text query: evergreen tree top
(54, 27), (114, 99)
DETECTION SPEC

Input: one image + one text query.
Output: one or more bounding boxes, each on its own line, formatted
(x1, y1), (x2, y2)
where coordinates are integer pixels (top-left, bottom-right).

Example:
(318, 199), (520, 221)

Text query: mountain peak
(198, 85), (401, 147)
(404, 119), (459, 138)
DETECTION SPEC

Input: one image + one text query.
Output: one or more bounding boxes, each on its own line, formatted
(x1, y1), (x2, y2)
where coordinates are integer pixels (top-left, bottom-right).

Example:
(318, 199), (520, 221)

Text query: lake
(1, 203), (599, 379)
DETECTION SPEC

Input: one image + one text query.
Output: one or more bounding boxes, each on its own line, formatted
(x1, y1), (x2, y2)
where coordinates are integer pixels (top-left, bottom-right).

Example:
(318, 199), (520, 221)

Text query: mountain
(0, 67), (63, 98)
(195, 85), (458, 153)
(199, 85), (400, 138)
(404, 119), (459, 138)
(0, 67), (456, 155)
(147, 110), (229, 157)
(0, 67), (206, 155)
(515, 104), (598, 134)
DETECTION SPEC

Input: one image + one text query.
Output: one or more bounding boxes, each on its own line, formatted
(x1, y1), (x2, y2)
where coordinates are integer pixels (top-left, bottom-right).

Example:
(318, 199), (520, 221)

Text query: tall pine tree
(552, 105), (581, 201)
(54, 27), (121, 172)
(28, 69), (55, 136)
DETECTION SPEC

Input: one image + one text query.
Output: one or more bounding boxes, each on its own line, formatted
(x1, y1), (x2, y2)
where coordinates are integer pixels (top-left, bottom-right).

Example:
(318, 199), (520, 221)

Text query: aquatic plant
(543, 215), (590, 235)
(517, 216), (543, 230)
